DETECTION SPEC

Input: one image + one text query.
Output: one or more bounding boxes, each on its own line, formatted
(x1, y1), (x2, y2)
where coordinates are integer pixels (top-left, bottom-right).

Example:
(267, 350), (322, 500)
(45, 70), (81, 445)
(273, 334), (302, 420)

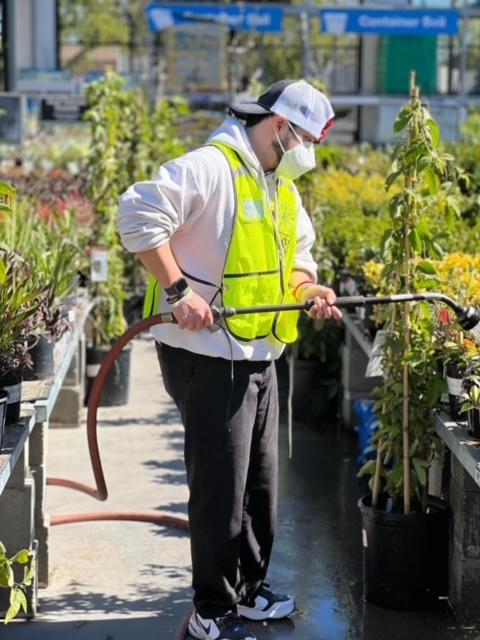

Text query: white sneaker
(237, 583), (295, 621)
(188, 610), (257, 640)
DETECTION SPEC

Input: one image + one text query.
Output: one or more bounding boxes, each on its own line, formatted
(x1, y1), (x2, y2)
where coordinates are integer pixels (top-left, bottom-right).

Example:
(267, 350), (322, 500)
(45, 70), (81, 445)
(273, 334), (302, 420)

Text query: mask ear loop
(288, 123), (305, 146)
(275, 129), (287, 154)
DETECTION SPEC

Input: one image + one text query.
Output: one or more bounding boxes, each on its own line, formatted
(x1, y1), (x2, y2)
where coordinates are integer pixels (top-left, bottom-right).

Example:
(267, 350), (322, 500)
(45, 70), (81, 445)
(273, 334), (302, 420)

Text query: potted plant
(0, 250), (46, 423)
(25, 213), (81, 380)
(290, 314), (343, 423)
(0, 540), (35, 622)
(442, 334), (479, 420)
(82, 72), (190, 405)
(2, 195), (82, 380)
(83, 73), (132, 406)
(282, 216), (342, 423)
(357, 74), (461, 610)
(459, 356), (480, 439)
(432, 253), (480, 418)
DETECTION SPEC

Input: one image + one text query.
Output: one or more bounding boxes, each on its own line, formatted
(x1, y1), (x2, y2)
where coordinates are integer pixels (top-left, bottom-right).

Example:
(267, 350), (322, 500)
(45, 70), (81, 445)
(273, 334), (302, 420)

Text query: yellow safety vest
(143, 142), (301, 344)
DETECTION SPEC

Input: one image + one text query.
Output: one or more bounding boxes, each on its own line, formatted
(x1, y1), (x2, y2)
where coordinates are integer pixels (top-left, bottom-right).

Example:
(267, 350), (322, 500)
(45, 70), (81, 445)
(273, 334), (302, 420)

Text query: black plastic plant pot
(85, 345), (131, 407)
(358, 494), (449, 610)
(123, 293), (145, 326)
(0, 390), (8, 450)
(466, 408), (480, 440)
(445, 363), (465, 421)
(0, 375), (22, 425)
(24, 334), (56, 381)
(292, 358), (323, 422)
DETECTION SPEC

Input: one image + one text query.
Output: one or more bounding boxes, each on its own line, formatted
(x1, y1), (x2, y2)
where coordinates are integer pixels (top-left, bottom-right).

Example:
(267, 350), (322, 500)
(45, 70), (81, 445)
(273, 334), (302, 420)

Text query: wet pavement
(4, 337), (480, 640)
(261, 425), (480, 640)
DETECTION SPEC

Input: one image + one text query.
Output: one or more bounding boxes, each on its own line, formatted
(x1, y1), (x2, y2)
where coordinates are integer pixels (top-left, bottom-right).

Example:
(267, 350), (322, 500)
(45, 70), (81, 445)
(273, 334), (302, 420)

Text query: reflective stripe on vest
(212, 142), (299, 344)
(143, 273), (161, 319)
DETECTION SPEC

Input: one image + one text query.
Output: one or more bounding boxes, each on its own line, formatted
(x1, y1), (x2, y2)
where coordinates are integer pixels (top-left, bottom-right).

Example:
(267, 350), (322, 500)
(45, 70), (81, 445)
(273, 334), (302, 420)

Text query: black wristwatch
(165, 277), (189, 298)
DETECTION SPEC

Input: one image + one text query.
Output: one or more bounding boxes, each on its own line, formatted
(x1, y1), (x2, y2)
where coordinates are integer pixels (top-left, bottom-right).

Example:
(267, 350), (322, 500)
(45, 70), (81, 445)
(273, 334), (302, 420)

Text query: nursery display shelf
(434, 409), (480, 489)
(0, 412), (35, 495)
(21, 295), (92, 423)
(342, 311), (373, 358)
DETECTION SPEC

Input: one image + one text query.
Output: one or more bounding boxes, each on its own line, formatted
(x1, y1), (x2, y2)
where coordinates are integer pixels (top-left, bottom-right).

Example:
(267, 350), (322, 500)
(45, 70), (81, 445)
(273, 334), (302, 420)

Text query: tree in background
(59, 0), (149, 73)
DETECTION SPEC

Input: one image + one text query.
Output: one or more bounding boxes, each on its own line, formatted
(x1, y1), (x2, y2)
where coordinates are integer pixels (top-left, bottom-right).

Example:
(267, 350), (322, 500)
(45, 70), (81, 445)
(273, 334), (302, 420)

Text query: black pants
(156, 342), (279, 618)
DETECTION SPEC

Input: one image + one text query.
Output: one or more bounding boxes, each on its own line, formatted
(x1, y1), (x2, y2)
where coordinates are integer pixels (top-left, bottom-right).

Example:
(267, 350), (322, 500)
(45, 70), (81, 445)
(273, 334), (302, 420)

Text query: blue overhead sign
(146, 3), (284, 33)
(320, 9), (459, 36)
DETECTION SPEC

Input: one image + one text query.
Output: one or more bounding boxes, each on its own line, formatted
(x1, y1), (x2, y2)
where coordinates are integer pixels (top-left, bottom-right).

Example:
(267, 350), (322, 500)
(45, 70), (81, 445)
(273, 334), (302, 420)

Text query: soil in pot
(85, 345), (131, 407)
(358, 493), (449, 610)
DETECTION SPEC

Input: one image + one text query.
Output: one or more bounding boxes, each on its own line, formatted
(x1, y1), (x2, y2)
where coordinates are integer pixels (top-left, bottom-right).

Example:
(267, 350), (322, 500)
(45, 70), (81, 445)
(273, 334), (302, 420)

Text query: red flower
(439, 308), (451, 325)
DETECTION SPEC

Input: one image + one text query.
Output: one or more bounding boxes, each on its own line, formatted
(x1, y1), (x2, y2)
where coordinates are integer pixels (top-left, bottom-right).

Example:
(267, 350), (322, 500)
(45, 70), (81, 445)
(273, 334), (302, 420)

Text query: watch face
(166, 277), (188, 296)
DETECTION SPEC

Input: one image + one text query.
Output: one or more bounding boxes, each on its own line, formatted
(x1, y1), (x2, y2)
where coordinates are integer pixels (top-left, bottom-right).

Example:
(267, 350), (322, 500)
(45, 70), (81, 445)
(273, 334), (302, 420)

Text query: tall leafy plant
(83, 72), (189, 343)
(360, 73), (462, 513)
(84, 72), (132, 345)
(120, 89), (189, 293)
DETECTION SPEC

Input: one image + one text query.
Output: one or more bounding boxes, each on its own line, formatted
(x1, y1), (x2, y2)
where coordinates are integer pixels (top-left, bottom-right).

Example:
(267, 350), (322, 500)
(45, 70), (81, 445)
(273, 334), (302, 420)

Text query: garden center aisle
(3, 337), (480, 640)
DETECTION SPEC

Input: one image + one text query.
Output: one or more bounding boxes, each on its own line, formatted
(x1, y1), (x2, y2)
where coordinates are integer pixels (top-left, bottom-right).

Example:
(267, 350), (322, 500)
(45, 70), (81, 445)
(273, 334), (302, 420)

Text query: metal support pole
(459, 11), (468, 100)
(300, 10), (314, 79)
(5, 0), (17, 91)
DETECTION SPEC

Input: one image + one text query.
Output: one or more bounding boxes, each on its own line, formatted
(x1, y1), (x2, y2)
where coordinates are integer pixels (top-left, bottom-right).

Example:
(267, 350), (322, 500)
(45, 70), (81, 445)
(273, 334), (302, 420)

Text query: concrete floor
(4, 336), (480, 640)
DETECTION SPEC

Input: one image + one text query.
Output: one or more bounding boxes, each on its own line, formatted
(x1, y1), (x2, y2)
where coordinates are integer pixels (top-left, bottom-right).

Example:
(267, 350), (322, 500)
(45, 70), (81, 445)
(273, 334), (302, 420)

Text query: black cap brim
(229, 98), (272, 118)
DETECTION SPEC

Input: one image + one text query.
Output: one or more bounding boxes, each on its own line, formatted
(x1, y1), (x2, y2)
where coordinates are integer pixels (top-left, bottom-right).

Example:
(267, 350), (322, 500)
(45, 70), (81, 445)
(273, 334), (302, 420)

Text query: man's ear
(273, 115), (288, 133)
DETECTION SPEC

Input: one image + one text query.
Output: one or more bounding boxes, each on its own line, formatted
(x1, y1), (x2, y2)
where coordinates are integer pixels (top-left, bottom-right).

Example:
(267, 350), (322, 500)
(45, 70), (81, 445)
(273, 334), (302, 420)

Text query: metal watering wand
(211, 292), (480, 340)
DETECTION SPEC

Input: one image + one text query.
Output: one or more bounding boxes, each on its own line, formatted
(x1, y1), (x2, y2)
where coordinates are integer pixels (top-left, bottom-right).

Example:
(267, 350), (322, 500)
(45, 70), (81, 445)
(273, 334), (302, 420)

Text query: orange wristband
(293, 280), (314, 301)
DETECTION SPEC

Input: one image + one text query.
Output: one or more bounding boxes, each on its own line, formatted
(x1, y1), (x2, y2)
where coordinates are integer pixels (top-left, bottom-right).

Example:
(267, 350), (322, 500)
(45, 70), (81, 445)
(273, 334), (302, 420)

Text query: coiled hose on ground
(46, 311), (192, 639)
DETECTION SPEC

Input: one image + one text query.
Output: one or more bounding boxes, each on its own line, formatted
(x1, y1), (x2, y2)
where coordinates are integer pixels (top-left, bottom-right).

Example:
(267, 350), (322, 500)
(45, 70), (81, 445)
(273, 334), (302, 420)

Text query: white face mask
(274, 123), (317, 181)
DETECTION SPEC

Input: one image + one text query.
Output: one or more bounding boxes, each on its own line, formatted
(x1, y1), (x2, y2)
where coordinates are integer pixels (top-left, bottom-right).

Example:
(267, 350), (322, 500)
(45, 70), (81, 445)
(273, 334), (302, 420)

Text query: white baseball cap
(230, 79), (335, 142)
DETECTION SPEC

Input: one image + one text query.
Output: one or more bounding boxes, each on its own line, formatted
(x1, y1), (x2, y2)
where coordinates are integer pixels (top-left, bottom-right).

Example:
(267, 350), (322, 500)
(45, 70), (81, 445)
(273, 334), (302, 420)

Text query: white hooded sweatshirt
(117, 116), (318, 360)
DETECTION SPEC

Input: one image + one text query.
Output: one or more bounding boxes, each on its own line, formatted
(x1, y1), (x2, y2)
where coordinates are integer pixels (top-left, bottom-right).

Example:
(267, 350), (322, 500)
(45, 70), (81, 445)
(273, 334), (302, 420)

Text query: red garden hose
(45, 312), (191, 639)
(47, 311), (189, 532)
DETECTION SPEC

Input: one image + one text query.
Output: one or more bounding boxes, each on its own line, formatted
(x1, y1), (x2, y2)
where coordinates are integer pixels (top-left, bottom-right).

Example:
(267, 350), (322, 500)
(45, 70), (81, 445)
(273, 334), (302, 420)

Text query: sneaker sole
(237, 599), (295, 621)
(188, 618), (257, 640)
(187, 623), (206, 639)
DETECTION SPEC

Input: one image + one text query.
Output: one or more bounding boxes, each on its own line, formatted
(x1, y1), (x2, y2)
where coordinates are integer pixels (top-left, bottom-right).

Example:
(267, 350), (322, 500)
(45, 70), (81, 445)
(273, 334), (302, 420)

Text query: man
(118, 79), (342, 640)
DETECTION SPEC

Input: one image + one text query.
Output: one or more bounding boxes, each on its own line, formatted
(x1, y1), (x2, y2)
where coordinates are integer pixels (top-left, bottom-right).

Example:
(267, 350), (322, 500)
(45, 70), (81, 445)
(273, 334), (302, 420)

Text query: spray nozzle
(457, 305), (480, 340)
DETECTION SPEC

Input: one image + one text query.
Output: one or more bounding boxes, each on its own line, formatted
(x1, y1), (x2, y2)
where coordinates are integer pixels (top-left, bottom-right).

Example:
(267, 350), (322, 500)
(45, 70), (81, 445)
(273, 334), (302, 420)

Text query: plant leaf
(409, 228), (422, 253)
(416, 260), (437, 275)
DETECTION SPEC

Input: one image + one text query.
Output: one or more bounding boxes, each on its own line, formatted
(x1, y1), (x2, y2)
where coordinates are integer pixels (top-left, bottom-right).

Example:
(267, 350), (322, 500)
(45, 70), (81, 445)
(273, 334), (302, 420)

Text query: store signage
(320, 9), (459, 36)
(17, 69), (78, 94)
(40, 95), (87, 122)
(165, 23), (228, 94)
(0, 94), (25, 144)
(90, 247), (109, 283)
(146, 3), (284, 33)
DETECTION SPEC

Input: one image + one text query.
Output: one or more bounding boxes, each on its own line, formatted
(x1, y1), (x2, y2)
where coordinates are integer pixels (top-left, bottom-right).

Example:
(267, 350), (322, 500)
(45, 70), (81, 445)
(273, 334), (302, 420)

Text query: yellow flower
(362, 260), (384, 290)
(434, 253), (480, 307)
